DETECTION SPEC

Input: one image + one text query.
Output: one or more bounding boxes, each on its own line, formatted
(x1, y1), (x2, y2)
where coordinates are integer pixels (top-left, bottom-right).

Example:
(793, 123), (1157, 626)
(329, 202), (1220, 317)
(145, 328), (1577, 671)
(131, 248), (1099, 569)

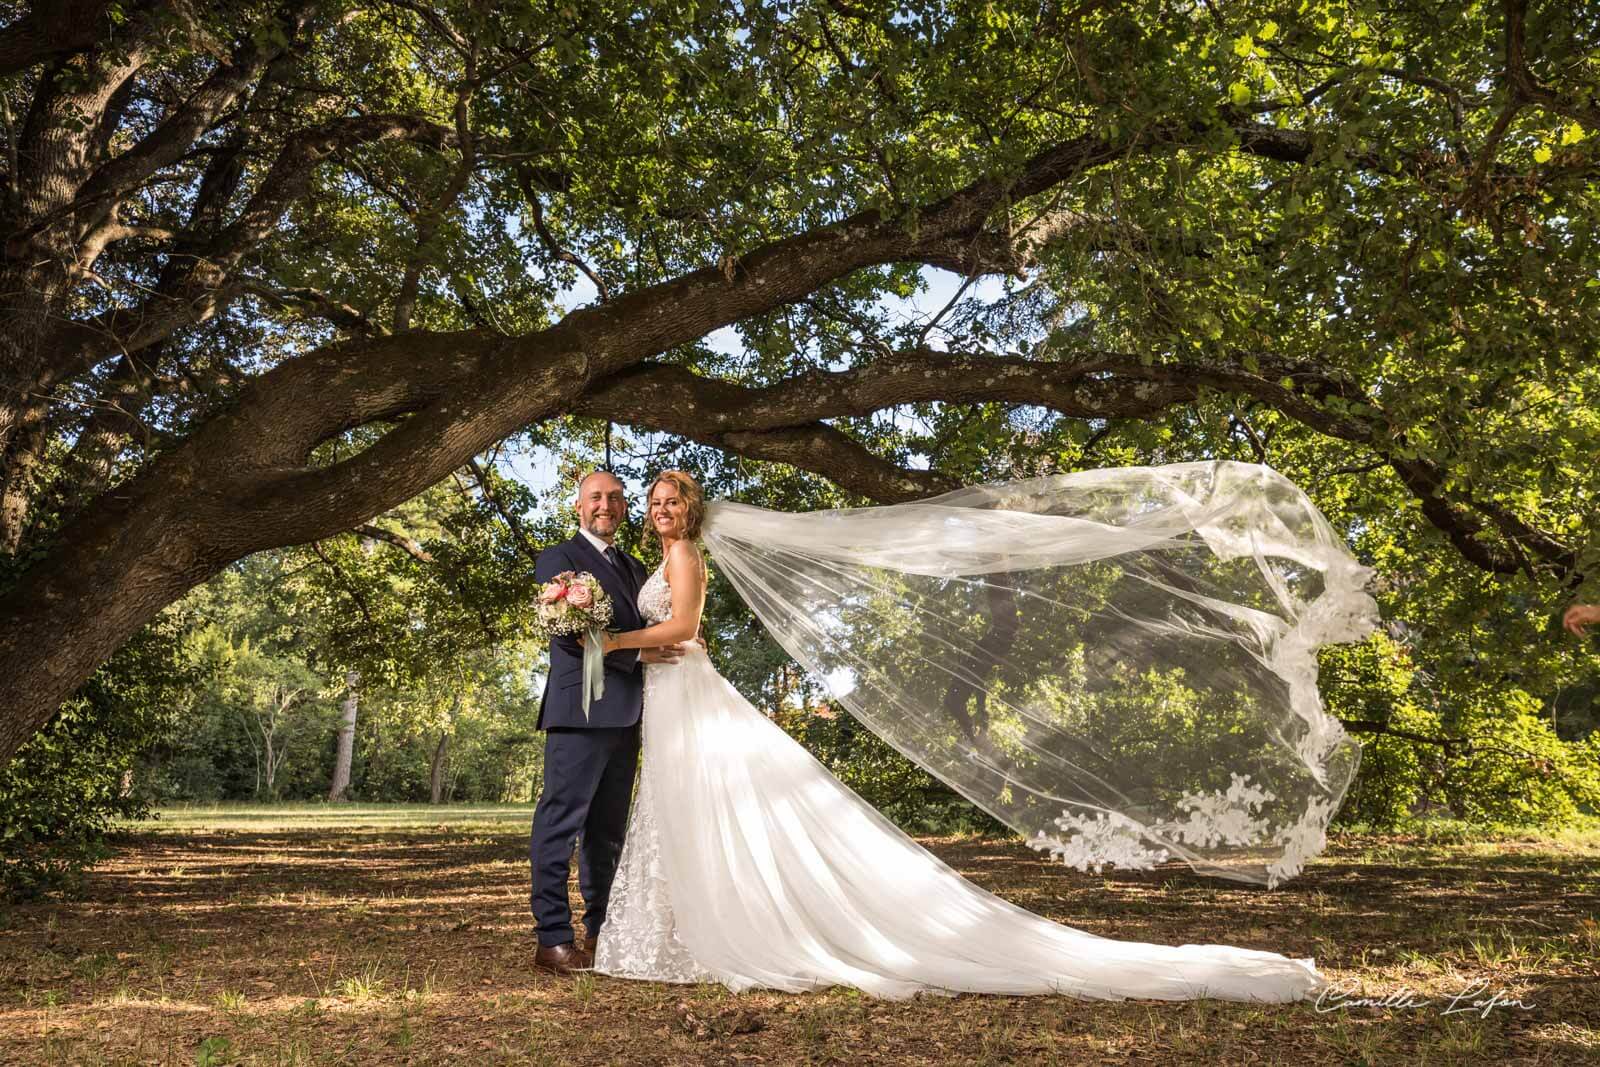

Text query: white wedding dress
(593, 563), (1328, 1001)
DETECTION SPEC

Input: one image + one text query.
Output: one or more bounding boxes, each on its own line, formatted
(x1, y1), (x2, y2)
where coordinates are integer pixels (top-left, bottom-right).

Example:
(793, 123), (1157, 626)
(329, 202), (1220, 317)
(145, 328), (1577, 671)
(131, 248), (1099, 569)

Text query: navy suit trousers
(529, 723), (641, 946)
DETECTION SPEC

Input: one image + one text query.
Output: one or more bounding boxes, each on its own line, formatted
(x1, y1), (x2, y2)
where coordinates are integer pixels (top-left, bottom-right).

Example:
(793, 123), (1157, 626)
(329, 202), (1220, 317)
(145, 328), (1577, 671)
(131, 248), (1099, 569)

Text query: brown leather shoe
(582, 934), (597, 958)
(534, 941), (593, 976)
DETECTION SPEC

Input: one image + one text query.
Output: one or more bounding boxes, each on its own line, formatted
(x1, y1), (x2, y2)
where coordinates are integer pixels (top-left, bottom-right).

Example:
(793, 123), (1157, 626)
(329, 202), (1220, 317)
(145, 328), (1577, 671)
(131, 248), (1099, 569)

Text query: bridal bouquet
(534, 571), (615, 720)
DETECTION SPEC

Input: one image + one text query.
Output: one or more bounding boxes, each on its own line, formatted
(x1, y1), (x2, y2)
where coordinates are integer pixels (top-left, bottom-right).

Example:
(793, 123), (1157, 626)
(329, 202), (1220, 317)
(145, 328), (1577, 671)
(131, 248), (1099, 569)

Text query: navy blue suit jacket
(535, 533), (648, 730)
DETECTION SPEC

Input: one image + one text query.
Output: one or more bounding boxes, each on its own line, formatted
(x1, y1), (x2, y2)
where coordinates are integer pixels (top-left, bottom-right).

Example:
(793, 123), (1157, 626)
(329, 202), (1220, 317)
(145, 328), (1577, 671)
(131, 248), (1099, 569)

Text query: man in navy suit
(529, 470), (687, 974)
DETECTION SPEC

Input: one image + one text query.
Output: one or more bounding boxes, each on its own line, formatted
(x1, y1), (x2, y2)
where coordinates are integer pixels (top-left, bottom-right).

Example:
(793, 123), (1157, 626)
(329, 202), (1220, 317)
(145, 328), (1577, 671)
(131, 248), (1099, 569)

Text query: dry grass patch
(0, 808), (1595, 1064)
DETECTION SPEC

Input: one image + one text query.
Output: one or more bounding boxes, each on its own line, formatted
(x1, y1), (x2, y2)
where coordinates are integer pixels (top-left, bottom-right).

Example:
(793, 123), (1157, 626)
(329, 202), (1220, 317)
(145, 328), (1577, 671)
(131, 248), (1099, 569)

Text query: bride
(588, 469), (1337, 1001)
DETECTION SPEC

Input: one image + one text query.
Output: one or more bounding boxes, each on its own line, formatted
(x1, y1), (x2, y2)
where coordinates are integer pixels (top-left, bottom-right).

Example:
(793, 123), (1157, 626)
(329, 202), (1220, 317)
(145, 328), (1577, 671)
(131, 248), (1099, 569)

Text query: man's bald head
(576, 470), (627, 542)
(577, 470), (623, 498)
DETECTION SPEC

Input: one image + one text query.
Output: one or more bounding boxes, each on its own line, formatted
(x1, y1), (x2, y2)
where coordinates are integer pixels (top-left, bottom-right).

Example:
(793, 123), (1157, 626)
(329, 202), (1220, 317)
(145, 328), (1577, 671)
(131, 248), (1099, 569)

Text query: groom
(529, 470), (686, 974)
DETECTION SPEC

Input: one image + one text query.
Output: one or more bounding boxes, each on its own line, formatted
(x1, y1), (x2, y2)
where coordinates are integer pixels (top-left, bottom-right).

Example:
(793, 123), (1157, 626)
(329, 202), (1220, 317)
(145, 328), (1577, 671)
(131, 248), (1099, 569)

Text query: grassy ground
(1, 804), (1596, 1065)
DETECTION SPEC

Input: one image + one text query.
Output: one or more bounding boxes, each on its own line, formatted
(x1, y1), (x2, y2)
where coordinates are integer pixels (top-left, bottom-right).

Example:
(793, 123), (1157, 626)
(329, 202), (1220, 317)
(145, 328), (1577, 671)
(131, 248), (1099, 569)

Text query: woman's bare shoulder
(664, 538), (705, 578)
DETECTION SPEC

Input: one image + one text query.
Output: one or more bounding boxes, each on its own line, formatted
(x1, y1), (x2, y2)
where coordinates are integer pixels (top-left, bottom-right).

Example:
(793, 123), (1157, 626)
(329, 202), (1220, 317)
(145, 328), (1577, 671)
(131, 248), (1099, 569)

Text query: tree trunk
(327, 669), (359, 801)
(237, 706), (262, 798)
(262, 725), (277, 799)
(0, 400), (48, 555)
(429, 730), (449, 805)
(260, 686), (296, 799)
(0, 277), (73, 554)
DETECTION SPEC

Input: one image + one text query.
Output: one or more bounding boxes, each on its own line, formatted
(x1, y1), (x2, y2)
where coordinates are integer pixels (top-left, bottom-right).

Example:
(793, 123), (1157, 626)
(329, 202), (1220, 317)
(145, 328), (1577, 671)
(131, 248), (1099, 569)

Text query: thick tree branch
(575, 348), (1570, 579)
(0, 124), (1145, 759)
(353, 522), (434, 563)
(7, 1), (172, 244)
(719, 425), (959, 503)
(0, 1), (125, 77)
(70, 2), (318, 252)
(41, 113), (464, 388)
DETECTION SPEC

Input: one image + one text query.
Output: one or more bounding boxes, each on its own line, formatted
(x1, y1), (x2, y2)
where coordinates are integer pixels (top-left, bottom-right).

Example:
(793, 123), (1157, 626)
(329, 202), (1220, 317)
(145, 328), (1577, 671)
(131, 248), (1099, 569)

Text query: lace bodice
(637, 564), (672, 624)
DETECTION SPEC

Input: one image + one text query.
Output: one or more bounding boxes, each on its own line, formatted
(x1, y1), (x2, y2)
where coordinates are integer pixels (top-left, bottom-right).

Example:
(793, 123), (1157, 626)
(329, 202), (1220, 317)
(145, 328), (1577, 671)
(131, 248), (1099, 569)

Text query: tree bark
(262, 725), (278, 799)
(575, 350), (1567, 578)
(327, 669), (359, 802)
(429, 730), (449, 806)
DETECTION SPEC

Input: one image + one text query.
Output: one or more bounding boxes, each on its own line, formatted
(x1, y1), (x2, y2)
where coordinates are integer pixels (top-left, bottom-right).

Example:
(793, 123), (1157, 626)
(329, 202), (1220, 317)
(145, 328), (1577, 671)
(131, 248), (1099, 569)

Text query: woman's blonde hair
(647, 469), (706, 543)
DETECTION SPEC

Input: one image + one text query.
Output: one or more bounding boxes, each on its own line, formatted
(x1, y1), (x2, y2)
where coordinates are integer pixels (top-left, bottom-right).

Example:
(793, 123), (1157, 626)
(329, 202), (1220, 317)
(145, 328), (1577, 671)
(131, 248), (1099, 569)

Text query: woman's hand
(578, 631), (622, 654)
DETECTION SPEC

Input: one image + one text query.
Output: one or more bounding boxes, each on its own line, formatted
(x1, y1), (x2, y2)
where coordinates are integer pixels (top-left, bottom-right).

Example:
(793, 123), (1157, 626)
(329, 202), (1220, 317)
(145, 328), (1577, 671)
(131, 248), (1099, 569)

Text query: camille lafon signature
(1314, 978), (1535, 1018)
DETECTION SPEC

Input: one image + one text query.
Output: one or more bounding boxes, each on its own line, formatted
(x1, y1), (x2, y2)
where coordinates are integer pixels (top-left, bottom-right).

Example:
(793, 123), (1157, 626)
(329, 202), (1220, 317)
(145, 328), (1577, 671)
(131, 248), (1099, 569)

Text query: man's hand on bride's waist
(640, 642), (690, 664)
(641, 633), (706, 663)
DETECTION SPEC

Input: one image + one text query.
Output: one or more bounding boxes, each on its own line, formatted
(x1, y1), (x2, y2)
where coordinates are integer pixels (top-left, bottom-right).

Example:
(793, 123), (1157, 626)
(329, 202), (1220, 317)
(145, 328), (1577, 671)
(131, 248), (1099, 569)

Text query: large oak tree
(0, 0), (1596, 763)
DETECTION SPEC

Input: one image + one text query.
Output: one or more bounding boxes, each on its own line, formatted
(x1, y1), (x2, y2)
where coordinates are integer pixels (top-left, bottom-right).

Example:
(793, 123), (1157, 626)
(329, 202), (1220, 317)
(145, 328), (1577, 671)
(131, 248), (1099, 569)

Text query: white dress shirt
(578, 526), (614, 557)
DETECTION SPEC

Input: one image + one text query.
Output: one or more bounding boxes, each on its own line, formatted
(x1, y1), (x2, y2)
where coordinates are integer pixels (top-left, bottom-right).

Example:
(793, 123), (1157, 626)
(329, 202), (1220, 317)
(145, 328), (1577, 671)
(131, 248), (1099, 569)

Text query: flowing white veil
(700, 461), (1380, 887)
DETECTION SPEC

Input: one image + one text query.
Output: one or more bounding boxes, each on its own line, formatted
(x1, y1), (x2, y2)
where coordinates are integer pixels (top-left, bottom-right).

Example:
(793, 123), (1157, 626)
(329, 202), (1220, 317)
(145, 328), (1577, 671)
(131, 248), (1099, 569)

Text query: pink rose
(538, 582), (567, 604)
(566, 583), (595, 610)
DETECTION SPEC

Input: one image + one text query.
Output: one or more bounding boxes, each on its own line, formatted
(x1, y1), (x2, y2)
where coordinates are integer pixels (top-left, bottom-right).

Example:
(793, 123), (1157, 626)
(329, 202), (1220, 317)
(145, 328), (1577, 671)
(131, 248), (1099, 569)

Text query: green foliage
(0, 611), (198, 900)
(775, 706), (1003, 836)
(138, 466), (551, 808)
(1436, 686), (1600, 825)
(1317, 608), (1600, 828)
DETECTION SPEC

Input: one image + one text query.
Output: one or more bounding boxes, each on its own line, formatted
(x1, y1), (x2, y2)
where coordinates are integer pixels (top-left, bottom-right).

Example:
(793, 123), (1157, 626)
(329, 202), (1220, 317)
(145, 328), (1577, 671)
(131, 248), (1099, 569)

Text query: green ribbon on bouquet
(581, 624), (607, 720)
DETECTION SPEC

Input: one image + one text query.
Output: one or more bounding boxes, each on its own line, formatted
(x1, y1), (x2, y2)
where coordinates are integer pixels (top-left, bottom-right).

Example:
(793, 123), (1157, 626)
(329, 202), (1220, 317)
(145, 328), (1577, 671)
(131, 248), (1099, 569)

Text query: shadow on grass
(0, 825), (1594, 1065)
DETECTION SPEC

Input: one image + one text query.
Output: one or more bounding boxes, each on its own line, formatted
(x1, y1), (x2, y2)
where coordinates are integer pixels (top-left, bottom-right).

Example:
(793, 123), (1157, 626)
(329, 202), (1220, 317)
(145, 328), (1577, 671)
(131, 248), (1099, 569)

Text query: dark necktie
(603, 545), (631, 586)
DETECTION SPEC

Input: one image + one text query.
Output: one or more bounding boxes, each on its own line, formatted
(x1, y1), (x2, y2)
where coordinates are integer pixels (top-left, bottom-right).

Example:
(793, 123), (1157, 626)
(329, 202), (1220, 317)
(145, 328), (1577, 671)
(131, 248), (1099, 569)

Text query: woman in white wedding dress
(589, 470), (1328, 1002)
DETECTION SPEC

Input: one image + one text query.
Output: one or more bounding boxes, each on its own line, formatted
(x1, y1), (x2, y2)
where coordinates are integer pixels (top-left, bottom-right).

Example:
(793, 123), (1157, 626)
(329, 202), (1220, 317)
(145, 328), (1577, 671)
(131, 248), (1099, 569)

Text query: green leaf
(1229, 81), (1253, 106)
(1533, 145), (1553, 164)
